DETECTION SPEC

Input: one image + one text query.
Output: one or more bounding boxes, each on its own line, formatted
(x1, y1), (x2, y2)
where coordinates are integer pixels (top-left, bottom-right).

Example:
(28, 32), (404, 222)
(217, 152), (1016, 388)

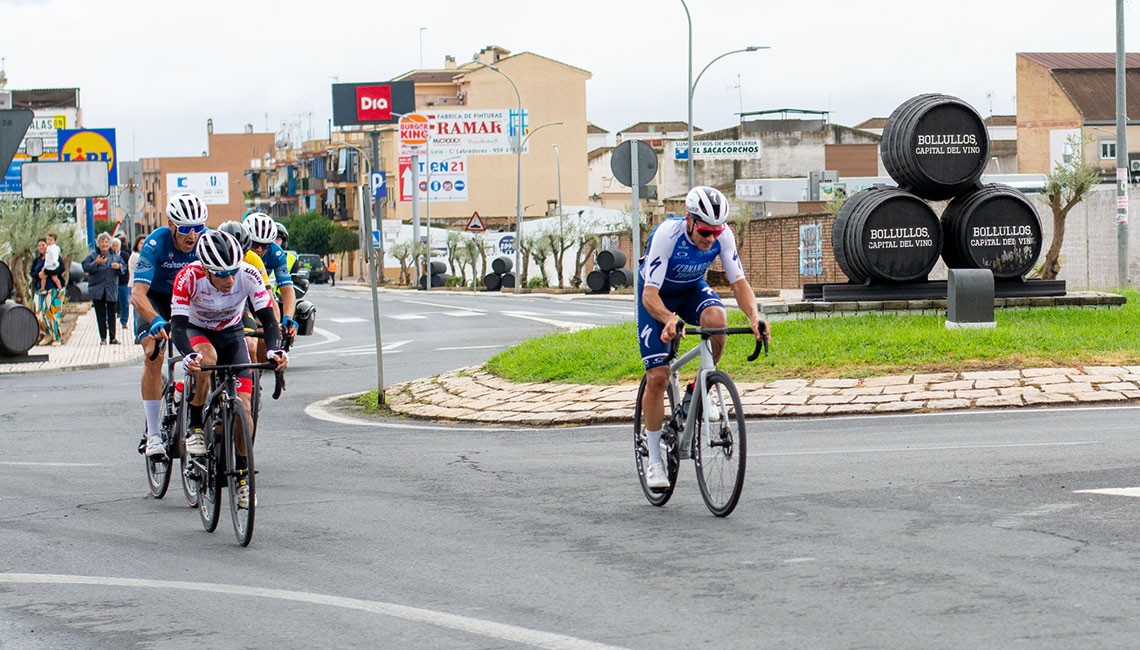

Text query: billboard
(331, 81), (416, 127)
(59, 128), (118, 185)
(20, 161), (109, 198)
(419, 108), (529, 157)
(671, 140), (762, 161)
(166, 172), (230, 205)
(398, 156), (468, 202)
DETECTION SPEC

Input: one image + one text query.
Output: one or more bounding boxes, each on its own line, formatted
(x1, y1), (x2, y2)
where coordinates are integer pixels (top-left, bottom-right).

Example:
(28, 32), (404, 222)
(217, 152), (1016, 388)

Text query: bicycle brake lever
(747, 337), (768, 362)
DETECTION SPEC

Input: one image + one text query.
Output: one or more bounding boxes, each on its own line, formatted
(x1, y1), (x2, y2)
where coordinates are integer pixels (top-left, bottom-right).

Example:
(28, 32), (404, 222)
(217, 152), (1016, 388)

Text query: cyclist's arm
(245, 268), (282, 350)
(255, 305), (281, 350)
(641, 285), (683, 344)
(170, 314), (195, 357)
(728, 277), (767, 341)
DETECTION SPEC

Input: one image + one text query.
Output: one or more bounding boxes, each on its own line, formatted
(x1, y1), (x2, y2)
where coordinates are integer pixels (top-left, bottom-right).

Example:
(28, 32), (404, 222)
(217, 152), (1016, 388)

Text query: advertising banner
(331, 81), (416, 126)
(399, 155), (468, 202)
(59, 128), (118, 185)
(165, 172), (230, 204)
(409, 108), (529, 157)
(671, 139), (761, 161)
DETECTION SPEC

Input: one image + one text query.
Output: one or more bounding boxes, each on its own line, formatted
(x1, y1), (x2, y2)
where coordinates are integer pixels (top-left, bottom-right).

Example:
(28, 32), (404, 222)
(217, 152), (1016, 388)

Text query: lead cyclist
(636, 186), (769, 489)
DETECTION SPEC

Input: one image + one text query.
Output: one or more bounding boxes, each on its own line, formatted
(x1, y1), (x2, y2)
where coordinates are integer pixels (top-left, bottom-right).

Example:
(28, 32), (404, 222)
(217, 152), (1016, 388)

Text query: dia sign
(356, 86), (392, 121)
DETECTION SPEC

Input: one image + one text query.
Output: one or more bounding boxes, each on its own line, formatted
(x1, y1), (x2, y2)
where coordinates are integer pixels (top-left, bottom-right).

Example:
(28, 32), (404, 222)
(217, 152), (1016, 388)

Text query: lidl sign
(59, 128), (117, 185)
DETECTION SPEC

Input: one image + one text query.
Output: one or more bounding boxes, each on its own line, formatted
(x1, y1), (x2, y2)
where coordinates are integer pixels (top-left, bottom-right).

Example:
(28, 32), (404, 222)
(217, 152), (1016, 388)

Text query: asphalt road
(4, 285), (1140, 648)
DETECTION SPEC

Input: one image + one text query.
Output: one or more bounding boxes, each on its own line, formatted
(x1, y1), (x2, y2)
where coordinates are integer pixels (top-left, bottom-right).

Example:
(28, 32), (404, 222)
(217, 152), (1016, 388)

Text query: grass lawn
(485, 290), (1140, 385)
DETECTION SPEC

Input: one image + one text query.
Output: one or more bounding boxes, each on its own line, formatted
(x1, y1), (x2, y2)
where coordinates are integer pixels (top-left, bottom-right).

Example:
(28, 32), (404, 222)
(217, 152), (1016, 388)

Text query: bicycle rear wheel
(177, 392), (199, 508)
(226, 400), (256, 547)
(693, 371), (747, 517)
(198, 412), (222, 533)
(634, 375), (679, 506)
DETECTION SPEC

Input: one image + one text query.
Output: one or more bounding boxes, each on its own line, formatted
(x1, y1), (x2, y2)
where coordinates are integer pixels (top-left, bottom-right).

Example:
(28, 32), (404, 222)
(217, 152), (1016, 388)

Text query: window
(1100, 140), (1117, 160)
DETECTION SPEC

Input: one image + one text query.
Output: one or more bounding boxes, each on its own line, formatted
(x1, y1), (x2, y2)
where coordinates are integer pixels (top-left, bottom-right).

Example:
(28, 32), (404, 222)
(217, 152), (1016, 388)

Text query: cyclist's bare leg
(643, 366), (670, 433)
(141, 338), (164, 400)
(236, 390), (254, 457)
(700, 305), (729, 362)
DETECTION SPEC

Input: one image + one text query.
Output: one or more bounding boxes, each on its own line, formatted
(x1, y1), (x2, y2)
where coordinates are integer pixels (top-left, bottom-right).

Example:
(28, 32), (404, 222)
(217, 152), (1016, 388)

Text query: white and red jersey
(171, 261), (273, 330)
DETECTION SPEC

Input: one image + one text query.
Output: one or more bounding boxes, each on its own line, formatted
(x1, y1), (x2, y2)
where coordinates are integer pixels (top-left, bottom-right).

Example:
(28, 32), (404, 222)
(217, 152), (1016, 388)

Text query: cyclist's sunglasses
(175, 224), (206, 236)
(212, 268), (240, 278)
(250, 241), (269, 250)
(694, 225), (725, 238)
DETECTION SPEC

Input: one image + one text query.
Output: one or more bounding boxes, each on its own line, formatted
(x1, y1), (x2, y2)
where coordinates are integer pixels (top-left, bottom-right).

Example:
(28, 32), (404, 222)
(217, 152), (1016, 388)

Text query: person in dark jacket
(112, 236), (131, 329)
(82, 233), (124, 344)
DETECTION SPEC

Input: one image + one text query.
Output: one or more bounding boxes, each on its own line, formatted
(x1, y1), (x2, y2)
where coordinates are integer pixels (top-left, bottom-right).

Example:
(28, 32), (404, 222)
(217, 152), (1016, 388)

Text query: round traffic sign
(610, 140), (657, 187)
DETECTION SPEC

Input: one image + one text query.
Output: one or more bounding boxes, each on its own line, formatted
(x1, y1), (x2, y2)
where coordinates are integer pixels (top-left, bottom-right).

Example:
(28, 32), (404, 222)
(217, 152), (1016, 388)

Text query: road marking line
(500, 313), (593, 331)
(0, 573), (627, 650)
(757, 441), (1100, 457)
(1074, 488), (1140, 498)
(443, 311), (483, 317)
(289, 327), (341, 351)
(0, 462), (103, 467)
(328, 317), (367, 323)
(402, 299), (486, 314)
(437, 345), (502, 351)
(389, 314), (427, 320)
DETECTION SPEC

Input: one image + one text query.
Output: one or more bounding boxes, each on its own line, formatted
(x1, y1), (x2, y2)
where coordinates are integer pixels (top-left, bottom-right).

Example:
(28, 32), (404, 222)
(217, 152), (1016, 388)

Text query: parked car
(296, 254), (329, 284)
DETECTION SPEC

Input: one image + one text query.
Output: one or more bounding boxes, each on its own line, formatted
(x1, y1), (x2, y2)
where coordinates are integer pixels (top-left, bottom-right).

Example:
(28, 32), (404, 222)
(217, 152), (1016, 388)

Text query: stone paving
(384, 365), (1140, 425)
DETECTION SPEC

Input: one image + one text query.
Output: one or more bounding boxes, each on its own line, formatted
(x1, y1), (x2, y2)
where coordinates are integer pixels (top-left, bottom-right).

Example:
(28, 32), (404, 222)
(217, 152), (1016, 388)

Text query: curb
(382, 365), (1140, 425)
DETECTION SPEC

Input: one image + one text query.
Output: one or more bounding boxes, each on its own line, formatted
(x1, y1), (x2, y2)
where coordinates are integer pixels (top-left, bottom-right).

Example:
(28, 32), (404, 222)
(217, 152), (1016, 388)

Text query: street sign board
(372, 229), (382, 248)
(611, 140), (657, 187)
(399, 114), (430, 152)
(466, 211), (486, 232)
(20, 160), (109, 198)
(670, 139), (762, 161)
(0, 109), (33, 175)
(371, 171), (386, 199)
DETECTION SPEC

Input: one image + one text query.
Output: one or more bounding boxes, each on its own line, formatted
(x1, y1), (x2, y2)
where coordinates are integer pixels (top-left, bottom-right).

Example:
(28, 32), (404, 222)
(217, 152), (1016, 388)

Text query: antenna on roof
(0, 57), (8, 89)
(986, 90), (994, 116)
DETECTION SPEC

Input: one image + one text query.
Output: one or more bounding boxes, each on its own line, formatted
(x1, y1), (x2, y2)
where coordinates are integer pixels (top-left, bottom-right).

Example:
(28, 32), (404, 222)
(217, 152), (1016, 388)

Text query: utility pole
(1115, 0), (1129, 287)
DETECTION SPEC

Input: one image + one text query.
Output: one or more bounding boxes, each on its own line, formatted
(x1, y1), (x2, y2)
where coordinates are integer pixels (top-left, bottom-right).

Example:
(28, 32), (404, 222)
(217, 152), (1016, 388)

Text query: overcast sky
(2, 0), (1136, 160)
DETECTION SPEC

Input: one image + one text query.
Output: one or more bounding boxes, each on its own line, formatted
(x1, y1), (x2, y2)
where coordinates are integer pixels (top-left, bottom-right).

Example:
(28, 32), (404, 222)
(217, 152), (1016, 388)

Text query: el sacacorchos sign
(671, 140), (761, 161)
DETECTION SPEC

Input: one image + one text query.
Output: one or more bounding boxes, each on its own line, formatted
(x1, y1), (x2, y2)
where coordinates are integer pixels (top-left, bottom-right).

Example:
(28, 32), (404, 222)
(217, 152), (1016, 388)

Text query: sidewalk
(383, 365), (1140, 425)
(0, 304), (143, 375)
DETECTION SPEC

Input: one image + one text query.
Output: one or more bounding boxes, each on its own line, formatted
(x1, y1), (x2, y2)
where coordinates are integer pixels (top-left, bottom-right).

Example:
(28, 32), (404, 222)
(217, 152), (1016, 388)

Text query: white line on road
(0, 462), (103, 467)
(1074, 488), (1140, 498)
(327, 317), (367, 323)
(436, 345), (503, 351)
(402, 299), (486, 314)
(389, 314), (427, 320)
(290, 327), (341, 351)
(0, 573), (627, 650)
(757, 441), (1101, 457)
(500, 312), (594, 331)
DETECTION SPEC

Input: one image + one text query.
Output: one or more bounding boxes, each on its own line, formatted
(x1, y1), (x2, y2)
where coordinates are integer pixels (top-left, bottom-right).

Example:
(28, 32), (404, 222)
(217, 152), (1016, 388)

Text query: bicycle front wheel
(177, 393), (199, 508)
(634, 375), (679, 506)
(693, 371), (747, 517)
(226, 400), (256, 547)
(198, 414), (222, 533)
(145, 381), (173, 498)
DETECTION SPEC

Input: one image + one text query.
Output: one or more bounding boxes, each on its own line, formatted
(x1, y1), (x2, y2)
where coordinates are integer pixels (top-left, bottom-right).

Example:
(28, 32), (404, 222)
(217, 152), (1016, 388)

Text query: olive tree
(0, 199), (85, 306)
(1038, 135), (1100, 280)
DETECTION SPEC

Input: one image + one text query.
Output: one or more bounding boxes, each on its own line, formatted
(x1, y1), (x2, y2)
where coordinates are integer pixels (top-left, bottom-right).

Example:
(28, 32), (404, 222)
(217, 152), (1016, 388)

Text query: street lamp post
(681, 1), (767, 189)
(553, 143), (563, 286)
(471, 59), (526, 293)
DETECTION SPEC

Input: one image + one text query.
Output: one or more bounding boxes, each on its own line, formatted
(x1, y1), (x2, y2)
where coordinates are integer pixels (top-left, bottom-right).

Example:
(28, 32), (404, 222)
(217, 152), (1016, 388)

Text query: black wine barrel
(418, 273), (447, 289)
(0, 261), (12, 302)
(483, 272), (502, 291)
(941, 184), (1042, 279)
(0, 302), (40, 356)
(596, 249), (627, 272)
(500, 272), (516, 289)
(68, 261), (84, 285)
(608, 268), (634, 288)
(428, 260), (447, 275)
(881, 94), (990, 201)
(491, 256), (513, 274)
(586, 269), (610, 293)
(832, 187), (943, 284)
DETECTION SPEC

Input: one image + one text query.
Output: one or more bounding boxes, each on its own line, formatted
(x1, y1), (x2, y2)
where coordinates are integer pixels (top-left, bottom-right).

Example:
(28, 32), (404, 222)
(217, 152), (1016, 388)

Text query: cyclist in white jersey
(637, 186), (768, 489)
(171, 230), (288, 476)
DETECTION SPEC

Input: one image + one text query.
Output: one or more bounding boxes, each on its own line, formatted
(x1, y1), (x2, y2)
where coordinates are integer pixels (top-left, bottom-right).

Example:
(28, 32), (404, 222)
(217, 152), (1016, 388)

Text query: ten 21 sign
(331, 81), (416, 126)
(398, 156), (468, 202)
(58, 128), (117, 185)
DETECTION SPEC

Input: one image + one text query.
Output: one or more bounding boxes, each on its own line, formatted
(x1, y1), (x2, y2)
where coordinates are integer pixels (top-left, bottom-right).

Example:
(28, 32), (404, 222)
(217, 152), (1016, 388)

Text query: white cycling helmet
(166, 192), (209, 227)
(243, 212), (278, 244)
(196, 230), (243, 274)
(685, 186), (730, 227)
(217, 220), (251, 252)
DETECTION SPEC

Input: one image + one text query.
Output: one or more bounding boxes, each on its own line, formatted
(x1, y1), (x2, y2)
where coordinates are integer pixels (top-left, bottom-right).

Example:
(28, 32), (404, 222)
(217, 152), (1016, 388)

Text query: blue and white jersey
(132, 226), (199, 295)
(259, 242), (293, 288)
(640, 217), (745, 294)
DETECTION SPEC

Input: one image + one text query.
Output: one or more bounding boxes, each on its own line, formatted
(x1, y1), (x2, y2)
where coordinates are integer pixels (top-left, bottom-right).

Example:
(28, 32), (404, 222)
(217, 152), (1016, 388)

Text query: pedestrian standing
(128, 234), (146, 336)
(112, 237), (131, 329)
(82, 232), (123, 344)
(31, 237), (64, 346)
(327, 258), (338, 286)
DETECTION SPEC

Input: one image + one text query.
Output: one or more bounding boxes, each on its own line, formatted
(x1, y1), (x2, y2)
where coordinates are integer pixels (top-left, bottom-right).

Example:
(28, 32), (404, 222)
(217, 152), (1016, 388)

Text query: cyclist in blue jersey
(131, 193), (208, 458)
(637, 186), (769, 489)
(243, 212), (297, 342)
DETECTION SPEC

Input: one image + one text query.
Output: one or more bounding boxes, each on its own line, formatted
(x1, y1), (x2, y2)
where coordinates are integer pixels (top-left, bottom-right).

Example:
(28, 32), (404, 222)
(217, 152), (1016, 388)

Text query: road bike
(634, 323), (766, 517)
(138, 328), (198, 507)
(184, 359), (284, 546)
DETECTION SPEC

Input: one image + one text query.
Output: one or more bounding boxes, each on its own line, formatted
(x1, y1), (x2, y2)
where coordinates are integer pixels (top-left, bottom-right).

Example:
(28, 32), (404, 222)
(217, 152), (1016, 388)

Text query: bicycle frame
(665, 336), (720, 456)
